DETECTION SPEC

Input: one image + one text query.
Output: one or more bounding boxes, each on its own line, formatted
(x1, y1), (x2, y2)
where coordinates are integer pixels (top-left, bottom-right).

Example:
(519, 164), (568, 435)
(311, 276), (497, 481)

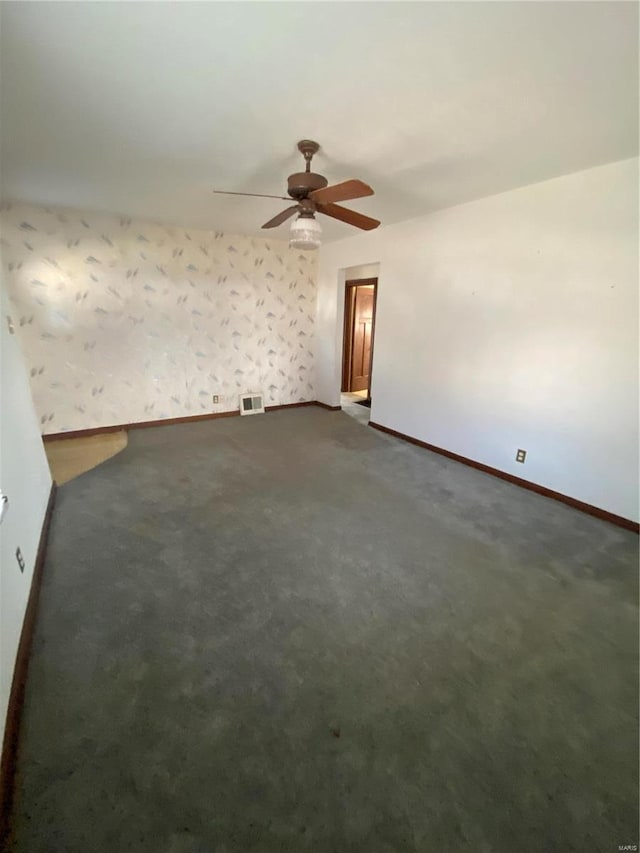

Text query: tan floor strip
(45, 431), (128, 485)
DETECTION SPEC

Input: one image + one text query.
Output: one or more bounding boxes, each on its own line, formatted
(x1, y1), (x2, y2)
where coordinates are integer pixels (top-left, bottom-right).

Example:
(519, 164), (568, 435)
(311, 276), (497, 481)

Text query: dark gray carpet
(9, 408), (639, 853)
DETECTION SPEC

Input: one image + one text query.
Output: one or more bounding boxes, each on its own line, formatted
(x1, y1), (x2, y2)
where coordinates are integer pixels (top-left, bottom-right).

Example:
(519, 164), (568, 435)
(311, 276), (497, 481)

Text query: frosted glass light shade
(289, 215), (322, 250)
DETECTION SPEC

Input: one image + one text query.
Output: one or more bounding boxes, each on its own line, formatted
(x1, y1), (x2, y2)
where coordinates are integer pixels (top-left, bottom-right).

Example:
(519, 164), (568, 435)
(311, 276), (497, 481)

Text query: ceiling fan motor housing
(287, 172), (328, 200)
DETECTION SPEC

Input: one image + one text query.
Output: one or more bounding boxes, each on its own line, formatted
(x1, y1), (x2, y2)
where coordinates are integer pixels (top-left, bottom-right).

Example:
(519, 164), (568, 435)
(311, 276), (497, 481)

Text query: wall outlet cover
(516, 449), (527, 463)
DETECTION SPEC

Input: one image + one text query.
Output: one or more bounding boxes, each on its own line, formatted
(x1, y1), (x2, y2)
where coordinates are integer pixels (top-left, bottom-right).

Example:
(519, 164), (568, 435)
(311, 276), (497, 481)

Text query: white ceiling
(1, 2), (637, 242)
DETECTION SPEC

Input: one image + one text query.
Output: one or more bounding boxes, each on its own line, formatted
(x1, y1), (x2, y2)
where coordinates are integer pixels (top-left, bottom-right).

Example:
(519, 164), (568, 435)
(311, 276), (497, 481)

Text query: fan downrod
(297, 139), (320, 171)
(287, 140), (327, 199)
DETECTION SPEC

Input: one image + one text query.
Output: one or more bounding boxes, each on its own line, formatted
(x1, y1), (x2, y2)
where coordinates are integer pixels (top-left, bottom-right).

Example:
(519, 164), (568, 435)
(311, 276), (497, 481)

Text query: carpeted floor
(9, 408), (639, 852)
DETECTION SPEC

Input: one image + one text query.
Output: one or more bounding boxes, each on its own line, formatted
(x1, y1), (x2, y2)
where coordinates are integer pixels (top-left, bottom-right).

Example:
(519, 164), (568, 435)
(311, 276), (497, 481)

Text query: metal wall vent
(239, 392), (265, 416)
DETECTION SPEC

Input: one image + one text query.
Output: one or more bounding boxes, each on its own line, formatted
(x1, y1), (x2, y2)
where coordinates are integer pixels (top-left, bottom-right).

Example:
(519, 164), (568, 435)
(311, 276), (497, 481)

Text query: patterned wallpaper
(0, 201), (317, 434)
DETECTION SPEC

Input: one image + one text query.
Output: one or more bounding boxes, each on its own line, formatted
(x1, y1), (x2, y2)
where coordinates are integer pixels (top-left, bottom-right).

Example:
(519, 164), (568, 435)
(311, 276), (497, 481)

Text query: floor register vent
(239, 392), (265, 416)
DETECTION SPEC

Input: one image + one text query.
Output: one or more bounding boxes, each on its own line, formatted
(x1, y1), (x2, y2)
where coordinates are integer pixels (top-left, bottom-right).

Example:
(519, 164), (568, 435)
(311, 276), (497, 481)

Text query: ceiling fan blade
(317, 203), (380, 231)
(213, 190), (292, 200)
(310, 179), (374, 205)
(262, 205), (300, 229)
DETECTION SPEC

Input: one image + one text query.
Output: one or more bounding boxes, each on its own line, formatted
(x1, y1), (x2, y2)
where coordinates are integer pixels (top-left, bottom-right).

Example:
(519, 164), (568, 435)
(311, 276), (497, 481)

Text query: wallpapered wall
(1, 201), (317, 434)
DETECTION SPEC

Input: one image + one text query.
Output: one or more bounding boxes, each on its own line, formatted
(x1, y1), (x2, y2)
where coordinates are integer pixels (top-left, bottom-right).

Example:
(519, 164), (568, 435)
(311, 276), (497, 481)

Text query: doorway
(341, 278), (377, 407)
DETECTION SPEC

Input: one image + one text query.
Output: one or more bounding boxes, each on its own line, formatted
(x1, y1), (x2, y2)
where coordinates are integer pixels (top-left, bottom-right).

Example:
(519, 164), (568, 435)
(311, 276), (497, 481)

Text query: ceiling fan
(213, 140), (380, 249)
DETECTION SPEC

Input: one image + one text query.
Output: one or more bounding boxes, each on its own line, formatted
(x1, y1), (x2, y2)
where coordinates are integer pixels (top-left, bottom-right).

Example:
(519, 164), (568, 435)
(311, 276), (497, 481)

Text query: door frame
(341, 277), (378, 396)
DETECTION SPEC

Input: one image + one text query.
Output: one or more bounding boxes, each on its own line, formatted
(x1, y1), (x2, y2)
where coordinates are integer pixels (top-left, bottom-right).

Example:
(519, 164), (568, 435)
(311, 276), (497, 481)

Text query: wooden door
(342, 279), (377, 394)
(350, 285), (374, 392)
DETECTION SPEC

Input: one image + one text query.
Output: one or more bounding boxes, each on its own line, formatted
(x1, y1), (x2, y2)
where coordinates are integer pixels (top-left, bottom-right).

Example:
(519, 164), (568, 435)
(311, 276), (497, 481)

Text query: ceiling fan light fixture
(289, 214), (322, 250)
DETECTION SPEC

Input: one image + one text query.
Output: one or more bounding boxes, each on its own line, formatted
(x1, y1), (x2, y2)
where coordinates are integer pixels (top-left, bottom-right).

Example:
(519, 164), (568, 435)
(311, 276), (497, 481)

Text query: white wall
(1, 202), (317, 433)
(0, 279), (52, 746)
(345, 263), (380, 282)
(317, 158), (639, 522)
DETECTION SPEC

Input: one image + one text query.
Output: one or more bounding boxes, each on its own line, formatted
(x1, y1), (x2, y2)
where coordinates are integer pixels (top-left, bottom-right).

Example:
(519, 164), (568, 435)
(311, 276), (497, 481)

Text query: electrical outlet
(16, 547), (25, 572)
(516, 449), (527, 463)
(212, 395), (220, 404)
